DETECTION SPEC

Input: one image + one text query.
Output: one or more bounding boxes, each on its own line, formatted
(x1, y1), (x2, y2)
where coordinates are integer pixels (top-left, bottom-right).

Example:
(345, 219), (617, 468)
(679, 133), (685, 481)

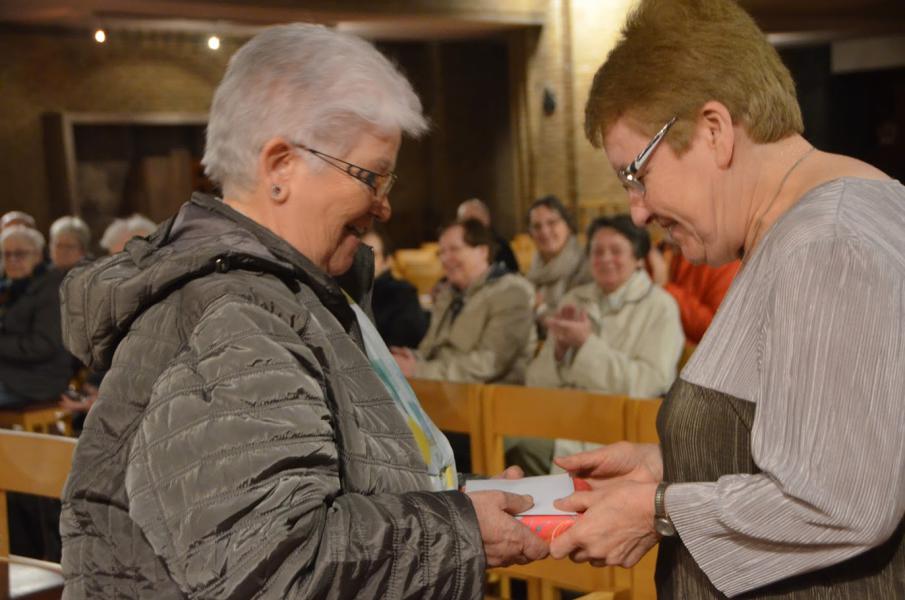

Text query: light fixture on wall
(207, 35), (221, 50)
(94, 29), (107, 44)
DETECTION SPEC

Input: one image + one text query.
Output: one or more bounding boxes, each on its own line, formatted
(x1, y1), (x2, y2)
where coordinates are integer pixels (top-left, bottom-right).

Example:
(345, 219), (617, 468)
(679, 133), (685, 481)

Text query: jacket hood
(61, 193), (374, 370)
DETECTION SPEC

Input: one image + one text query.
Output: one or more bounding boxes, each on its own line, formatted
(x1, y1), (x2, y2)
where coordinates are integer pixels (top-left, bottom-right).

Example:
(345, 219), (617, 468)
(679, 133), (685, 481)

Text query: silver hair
(100, 214), (156, 251)
(202, 23), (429, 193)
(1, 224), (45, 253)
(457, 198), (491, 222)
(1, 210), (36, 229)
(50, 215), (91, 251)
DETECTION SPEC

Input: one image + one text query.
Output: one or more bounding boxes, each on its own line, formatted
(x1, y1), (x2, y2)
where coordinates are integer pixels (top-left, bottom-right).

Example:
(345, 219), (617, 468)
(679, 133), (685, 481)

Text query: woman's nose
(373, 195), (391, 222)
(629, 201), (652, 227)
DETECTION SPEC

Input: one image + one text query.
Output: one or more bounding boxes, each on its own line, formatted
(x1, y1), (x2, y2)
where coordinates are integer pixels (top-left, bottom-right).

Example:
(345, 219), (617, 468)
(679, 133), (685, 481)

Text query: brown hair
(584, 0), (803, 152)
(442, 219), (496, 256)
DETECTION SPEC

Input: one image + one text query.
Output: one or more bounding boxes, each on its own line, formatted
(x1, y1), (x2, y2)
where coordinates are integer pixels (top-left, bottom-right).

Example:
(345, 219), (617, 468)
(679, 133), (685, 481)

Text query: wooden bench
(0, 430), (77, 599)
(0, 403), (72, 437)
(482, 384), (629, 600)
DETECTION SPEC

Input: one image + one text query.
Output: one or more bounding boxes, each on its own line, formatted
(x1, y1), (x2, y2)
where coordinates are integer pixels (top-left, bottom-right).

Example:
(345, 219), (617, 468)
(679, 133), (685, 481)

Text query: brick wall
(0, 0), (637, 242)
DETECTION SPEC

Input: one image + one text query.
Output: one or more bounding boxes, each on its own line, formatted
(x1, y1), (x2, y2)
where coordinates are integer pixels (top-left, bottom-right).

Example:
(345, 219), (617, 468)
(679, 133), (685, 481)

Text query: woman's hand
(554, 442), (663, 487)
(547, 304), (591, 357)
(468, 491), (550, 567)
(549, 479), (659, 568)
(390, 346), (418, 377)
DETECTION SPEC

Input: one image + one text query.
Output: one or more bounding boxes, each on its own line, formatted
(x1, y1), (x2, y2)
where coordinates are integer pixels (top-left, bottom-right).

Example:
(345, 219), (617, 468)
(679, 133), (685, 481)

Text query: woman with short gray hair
(49, 216), (91, 271)
(60, 23), (545, 599)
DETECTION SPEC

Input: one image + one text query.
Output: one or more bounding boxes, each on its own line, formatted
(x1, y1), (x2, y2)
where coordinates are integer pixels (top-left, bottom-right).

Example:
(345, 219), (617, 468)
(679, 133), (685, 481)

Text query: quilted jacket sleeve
(125, 295), (485, 600)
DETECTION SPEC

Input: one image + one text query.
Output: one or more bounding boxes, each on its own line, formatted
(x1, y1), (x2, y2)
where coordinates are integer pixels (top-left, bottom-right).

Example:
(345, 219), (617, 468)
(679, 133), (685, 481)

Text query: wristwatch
(654, 482), (677, 537)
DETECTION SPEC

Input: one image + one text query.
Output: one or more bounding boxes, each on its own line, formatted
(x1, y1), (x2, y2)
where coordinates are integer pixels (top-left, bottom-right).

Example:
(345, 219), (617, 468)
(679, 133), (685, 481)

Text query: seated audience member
(0, 226), (71, 407)
(525, 195), (592, 335)
(1, 211), (39, 302)
(393, 219), (536, 384)
(1, 210), (36, 230)
(99, 213), (156, 254)
(49, 216), (92, 272)
(457, 198), (520, 273)
(59, 25), (545, 598)
(513, 216), (683, 473)
(648, 241), (740, 345)
(362, 228), (429, 348)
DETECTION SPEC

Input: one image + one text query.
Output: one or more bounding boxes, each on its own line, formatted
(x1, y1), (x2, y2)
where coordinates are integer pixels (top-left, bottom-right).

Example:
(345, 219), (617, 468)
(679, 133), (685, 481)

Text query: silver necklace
(743, 146), (815, 263)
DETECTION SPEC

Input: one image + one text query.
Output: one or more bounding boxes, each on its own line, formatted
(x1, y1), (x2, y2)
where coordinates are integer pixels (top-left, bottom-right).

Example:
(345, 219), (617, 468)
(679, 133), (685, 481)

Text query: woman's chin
(325, 236), (360, 276)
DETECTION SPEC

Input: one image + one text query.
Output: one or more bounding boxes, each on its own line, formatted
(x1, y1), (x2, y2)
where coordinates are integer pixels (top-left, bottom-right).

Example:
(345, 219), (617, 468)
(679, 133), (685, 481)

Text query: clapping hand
(547, 304), (592, 361)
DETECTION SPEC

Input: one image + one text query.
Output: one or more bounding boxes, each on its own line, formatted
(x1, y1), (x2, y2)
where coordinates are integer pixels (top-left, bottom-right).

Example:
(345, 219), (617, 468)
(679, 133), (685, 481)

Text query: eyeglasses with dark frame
(618, 116), (678, 196)
(293, 143), (397, 198)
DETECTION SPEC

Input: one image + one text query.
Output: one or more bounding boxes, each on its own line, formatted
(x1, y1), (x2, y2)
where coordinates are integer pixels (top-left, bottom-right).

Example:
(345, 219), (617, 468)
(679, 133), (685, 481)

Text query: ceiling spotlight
(207, 36), (220, 50)
(94, 29), (106, 44)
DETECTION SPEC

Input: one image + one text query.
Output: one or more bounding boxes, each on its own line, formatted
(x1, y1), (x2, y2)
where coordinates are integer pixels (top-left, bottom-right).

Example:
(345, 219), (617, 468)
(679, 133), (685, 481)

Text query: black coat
(0, 266), (72, 401)
(493, 231), (520, 274)
(372, 270), (429, 348)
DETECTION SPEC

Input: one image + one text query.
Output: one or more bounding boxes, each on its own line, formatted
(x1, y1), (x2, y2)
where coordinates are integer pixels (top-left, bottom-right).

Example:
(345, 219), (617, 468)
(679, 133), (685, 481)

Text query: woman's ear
(697, 100), (735, 169)
(259, 138), (296, 203)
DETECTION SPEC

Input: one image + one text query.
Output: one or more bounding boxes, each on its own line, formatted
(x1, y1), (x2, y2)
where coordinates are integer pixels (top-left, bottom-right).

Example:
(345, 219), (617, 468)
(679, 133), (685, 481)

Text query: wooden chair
(481, 384), (629, 600)
(407, 378), (486, 475)
(510, 233), (536, 274)
(574, 592), (632, 600)
(619, 398), (663, 600)
(0, 404), (72, 437)
(0, 430), (77, 599)
(394, 248), (444, 296)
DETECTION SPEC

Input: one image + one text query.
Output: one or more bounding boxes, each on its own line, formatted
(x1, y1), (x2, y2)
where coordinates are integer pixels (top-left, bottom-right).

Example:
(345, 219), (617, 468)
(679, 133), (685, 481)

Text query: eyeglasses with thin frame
(1, 249), (36, 262)
(293, 143), (397, 198)
(618, 116), (677, 196)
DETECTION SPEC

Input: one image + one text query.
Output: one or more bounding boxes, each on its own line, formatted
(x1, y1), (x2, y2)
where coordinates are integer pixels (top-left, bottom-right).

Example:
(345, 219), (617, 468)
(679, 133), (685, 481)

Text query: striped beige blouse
(667, 177), (905, 597)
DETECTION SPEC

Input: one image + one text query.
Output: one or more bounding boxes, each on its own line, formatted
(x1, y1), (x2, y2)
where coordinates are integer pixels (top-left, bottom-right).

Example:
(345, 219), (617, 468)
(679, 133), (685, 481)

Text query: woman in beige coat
(393, 219), (536, 384)
(511, 215), (683, 473)
(527, 215), (683, 396)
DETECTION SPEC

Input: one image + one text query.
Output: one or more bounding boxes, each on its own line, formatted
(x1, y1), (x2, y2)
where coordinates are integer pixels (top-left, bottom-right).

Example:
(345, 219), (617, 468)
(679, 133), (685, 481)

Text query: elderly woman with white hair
(49, 216), (91, 271)
(99, 213), (156, 254)
(0, 226), (71, 406)
(59, 24), (546, 599)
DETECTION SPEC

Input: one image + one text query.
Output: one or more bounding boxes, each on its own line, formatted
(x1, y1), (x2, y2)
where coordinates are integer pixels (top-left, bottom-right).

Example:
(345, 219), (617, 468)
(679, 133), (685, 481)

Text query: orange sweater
(663, 253), (740, 344)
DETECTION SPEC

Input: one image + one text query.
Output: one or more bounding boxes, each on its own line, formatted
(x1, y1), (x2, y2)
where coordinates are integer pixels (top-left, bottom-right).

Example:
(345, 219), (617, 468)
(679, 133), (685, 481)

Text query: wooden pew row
(407, 378), (663, 600)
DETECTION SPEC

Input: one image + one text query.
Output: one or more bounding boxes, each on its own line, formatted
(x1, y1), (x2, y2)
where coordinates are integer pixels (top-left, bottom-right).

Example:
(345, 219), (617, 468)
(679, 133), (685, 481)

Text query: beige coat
(416, 269), (536, 384)
(525, 270), (683, 466)
(526, 270), (683, 396)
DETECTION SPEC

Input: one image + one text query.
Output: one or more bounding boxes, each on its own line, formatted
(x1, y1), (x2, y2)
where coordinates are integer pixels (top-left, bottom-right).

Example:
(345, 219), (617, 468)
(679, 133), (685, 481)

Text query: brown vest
(656, 378), (905, 599)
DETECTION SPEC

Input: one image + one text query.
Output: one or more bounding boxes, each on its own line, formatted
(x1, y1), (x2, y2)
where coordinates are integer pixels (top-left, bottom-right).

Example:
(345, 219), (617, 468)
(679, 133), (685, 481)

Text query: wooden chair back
(0, 404), (73, 436)
(510, 233), (536, 274)
(394, 248), (444, 296)
(481, 385), (628, 600)
(0, 430), (77, 599)
(407, 378), (486, 475)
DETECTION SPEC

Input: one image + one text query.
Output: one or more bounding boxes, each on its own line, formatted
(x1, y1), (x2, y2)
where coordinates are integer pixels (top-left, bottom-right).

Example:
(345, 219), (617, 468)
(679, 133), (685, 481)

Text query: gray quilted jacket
(59, 194), (485, 599)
